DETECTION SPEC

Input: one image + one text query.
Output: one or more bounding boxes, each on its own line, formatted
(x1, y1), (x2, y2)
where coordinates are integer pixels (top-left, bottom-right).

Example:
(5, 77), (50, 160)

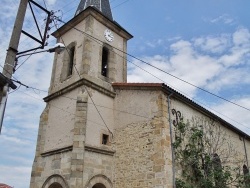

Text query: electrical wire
(0, 64), (18, 81)
(2, 5), (250, 131)
(8, 84), (21, 95)
(49, 16), (250, 132)
(2, 1), (250, 134)
(55, 17), (250, 113)
(42, 0), (47, 9)
(5, 72), (250, 132)
(0, 4), (51, 66)
(52, 0), (131, 26)
(14, 49), (38, 71)
(11, 80), (250, 134)
(8, 77), (250, 136)
(11, 79), (48, 93)
(16, 89), (116, 131)
(2, 58), (249, 134)
(59, 95), (149, 119)
(52, 20), (114, 137)
(112, 0), (130, 9)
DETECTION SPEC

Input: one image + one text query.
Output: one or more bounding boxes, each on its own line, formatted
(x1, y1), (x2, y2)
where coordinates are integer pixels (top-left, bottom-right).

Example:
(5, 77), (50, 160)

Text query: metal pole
(2, 0), (29, 78)
(0, 86), (8, 133)
(0, 0), (29, 133)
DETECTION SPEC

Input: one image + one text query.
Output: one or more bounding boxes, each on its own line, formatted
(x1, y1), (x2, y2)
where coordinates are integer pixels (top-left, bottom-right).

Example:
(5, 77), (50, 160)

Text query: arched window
(243, 164), (250, 185)
(61, 42), (76, 81)
(212, 153), (223, 187)
(101, 47), (109, 77)
(67, 46), (75, 76)
(212, 153), (222, 169)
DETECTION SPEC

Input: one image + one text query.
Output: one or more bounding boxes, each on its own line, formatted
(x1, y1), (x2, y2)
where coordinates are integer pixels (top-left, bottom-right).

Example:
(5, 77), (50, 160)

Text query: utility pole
(0, 0), (29, 133)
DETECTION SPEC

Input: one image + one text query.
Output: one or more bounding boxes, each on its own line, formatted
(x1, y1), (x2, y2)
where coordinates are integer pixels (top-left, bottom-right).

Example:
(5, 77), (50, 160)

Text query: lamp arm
(16, 49), (49, 59)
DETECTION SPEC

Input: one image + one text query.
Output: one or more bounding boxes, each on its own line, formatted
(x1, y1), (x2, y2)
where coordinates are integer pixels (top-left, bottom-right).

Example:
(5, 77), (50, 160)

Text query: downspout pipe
(243, 136), (249, 167)
(167, 92), (175, 188)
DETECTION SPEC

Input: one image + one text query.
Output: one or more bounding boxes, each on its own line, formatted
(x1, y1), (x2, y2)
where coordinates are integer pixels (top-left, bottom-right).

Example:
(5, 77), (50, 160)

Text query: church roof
(112, 82), (250, 139)
(75, 0), (113, 20)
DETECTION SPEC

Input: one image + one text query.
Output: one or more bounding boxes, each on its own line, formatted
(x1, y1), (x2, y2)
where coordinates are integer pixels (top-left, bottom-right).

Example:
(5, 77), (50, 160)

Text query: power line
(42, 0), (47, 9)
(3, 6), (250, 128)
(52, 0), (131, 26)
(14, 82), (250, 132)
(14, 49), (37, 71)
(11, 79), (48, 93)
(0, 64), (18, 81)
(0, 1), (52, 67)
(7, 54), (247, 131)
(3, 2), (249, 134)
(55, 17), (250, 112)
(112, 0), (130, 9)
(16, 89), (116, 131)
(4, 69), (249, 133)
(52, 20), (114, 137)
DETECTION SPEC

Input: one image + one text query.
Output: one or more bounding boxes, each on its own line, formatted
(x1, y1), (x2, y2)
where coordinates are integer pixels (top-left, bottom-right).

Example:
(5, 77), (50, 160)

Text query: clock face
(104, 29), (114, 42)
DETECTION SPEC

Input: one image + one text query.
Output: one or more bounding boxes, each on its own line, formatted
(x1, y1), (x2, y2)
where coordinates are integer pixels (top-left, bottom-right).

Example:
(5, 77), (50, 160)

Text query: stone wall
(113, 89), (173, 188)
(83, 149), (114, 185)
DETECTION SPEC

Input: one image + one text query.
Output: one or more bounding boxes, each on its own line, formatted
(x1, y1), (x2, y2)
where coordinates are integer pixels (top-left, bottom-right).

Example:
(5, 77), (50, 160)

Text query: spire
(75, 0), (113, 20)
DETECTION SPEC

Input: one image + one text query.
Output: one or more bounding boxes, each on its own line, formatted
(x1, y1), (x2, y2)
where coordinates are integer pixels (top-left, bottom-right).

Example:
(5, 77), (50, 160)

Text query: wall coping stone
(41, 145), (73, 157)
(85, 144), (115, 156)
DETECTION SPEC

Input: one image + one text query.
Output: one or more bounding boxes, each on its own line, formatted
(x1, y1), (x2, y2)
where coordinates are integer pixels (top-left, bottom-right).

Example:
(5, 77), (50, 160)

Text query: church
(30, 0), (250, 187)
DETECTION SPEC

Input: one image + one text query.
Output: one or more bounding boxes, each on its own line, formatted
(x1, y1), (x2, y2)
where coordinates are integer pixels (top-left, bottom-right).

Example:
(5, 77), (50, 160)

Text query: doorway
(48, 182), (63, 188)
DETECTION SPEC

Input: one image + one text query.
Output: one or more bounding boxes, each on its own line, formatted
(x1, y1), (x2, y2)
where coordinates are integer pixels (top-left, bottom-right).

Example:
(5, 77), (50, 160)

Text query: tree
(172, 112), (248, 188)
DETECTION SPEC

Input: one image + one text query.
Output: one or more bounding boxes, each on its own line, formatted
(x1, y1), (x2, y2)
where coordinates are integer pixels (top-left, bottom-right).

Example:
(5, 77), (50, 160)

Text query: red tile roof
(0, 184), (13, 188)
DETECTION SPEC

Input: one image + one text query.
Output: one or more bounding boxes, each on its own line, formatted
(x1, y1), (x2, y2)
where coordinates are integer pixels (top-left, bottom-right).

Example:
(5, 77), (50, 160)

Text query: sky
(0, 0), (250, 187)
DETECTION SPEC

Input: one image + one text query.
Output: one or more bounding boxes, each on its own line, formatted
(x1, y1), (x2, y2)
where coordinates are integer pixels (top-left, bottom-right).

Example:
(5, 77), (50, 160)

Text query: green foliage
(173, 118), (248, 188)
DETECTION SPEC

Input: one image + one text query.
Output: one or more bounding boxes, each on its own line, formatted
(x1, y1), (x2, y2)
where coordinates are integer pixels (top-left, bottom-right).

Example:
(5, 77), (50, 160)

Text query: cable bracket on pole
(17, 0), (52, 55)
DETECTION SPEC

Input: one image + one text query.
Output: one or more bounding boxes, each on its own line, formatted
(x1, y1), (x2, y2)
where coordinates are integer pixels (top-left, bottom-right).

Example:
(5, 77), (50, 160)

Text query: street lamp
(15, 43), (65, 59)
(0, 43), (65, 134)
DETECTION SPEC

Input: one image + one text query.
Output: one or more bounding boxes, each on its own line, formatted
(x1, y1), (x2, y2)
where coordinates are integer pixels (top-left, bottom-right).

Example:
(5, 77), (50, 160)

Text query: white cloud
(128, 27), (250, 136)
(0, 165), (31, 188)
(194, 35), (230, 54)
(232, 27), (250, 46)
(218, 29), (250, 67)
(206, 67), (250, 91)
(0, 1), (18, 20)
(46, 0), (57, 6)
(128, 27), (250, 100)
(1, 2), (250, 188)
(211, 97), (250, 135)
(209, 14), (235, 25)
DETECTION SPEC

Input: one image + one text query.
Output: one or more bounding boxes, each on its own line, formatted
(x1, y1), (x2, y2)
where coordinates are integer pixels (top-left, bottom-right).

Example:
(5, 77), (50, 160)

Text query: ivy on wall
(172, 109), (250, 188)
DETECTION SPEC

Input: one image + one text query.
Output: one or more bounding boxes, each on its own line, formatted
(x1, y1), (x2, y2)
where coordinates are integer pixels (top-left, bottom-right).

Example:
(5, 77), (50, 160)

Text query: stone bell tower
(30, 0), (132, 187)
